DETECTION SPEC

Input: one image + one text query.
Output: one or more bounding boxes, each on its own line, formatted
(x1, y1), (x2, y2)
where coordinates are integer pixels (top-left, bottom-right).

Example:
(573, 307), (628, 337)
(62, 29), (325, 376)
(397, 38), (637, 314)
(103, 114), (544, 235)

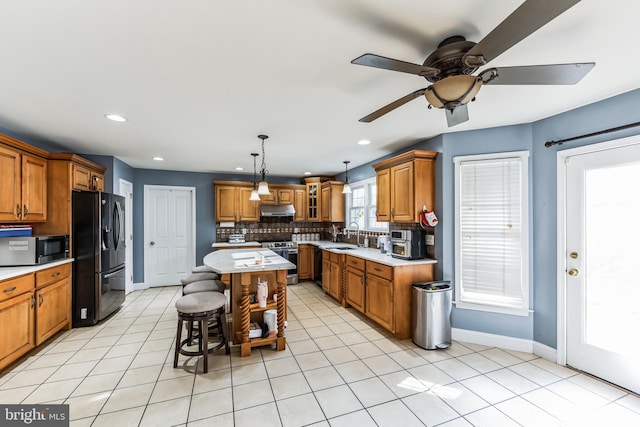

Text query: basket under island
(203, 248), (295, 357)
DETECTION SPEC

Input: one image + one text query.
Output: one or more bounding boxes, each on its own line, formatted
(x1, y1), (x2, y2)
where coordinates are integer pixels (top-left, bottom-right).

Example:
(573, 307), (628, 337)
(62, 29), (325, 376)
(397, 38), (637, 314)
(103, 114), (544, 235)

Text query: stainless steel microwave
(0, 235), (69, 266)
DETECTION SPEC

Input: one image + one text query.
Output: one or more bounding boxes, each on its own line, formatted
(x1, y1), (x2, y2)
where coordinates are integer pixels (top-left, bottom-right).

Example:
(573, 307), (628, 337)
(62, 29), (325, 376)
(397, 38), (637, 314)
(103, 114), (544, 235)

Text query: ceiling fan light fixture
(425, 75), (482, 110)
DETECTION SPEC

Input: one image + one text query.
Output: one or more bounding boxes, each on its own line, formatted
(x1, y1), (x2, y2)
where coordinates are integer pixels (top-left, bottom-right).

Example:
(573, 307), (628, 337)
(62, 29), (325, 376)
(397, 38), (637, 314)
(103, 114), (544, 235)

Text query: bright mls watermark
(0, 405), (69, 426)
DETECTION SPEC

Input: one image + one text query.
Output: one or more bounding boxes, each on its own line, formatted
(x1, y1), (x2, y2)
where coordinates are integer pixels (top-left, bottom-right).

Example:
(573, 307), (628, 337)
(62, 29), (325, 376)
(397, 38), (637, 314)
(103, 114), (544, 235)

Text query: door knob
(568, 268), (579, 276)
(150, 241), (155, 246)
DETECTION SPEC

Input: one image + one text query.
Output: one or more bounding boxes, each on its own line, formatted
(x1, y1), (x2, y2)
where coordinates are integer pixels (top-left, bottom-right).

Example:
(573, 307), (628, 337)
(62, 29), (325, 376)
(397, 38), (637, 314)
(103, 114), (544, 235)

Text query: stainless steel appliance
(0, 235), (69, 266)
(261, 241), (298, 284)
(72, 191), (126, 326)
(390, 229), (426, 260)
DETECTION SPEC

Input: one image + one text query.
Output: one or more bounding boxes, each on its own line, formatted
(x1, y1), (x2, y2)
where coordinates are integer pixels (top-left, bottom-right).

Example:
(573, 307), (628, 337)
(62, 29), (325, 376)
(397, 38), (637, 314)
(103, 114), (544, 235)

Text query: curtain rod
(544, 121), (640, 148)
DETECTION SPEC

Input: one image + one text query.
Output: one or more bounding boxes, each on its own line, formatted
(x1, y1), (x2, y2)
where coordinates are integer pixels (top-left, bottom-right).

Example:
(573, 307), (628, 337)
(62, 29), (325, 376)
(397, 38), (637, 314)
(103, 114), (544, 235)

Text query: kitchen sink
(325, 246), (356, 250)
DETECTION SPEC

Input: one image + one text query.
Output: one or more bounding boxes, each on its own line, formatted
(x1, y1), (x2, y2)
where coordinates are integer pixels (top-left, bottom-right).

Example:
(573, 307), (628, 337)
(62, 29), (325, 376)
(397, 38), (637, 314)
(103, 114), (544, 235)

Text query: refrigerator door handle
(113, 200), (122, 251)
(103, 269), (123, 279)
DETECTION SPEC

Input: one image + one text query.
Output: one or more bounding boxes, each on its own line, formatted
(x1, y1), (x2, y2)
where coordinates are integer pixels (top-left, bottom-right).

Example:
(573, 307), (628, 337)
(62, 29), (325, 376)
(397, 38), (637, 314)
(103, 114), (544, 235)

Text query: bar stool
(192, 265), (215, 273)
(181, 272), (218, 286)
(182, 279), (226, 295)
(173, 291), (229, 373)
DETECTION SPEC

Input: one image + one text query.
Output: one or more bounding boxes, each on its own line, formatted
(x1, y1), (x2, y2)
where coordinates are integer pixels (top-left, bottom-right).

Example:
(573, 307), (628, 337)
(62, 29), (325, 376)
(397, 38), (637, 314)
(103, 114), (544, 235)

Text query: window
(454, 151), (530, 316)
(345, 177), (388, 231)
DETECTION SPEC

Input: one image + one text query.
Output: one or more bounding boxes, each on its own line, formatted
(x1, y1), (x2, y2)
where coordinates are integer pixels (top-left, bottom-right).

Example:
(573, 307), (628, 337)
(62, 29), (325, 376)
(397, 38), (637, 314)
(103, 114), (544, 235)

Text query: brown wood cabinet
(293, 188), (306, 222)
(214, 182), (260, 222)
(32, 154), (106, 240)
(0, 141), (47, 223)
(261, 188), (294, 205)
(344, 255), (365, 312)
(373, 150), (437, 223)
(298, 244), (314, 280)
(365, 261), (394, 331)
(322, 250), (342, 301)
(320, 181), (345, 223)
(304, 177), (330, 222)
(0, 263), (72, 371)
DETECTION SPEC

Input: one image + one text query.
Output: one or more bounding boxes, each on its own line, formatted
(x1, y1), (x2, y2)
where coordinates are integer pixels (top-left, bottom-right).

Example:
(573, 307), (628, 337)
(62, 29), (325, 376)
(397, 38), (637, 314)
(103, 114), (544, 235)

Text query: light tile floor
(2, 281), (640, 426)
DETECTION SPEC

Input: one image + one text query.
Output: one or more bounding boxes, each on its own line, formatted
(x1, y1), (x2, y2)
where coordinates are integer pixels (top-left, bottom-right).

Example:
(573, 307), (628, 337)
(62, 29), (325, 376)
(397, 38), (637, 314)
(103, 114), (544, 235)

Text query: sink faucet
(347, 221), (361, 246)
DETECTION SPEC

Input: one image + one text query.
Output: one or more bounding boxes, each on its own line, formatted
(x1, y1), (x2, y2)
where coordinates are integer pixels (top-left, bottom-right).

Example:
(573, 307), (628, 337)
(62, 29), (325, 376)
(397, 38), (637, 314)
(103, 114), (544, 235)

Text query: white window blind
(454, 151), (529, 314)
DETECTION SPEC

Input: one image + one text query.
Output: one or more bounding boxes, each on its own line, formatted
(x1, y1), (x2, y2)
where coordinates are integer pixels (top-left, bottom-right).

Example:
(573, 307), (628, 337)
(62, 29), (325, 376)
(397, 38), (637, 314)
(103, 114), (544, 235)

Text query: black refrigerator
(72, 191), (126, 327)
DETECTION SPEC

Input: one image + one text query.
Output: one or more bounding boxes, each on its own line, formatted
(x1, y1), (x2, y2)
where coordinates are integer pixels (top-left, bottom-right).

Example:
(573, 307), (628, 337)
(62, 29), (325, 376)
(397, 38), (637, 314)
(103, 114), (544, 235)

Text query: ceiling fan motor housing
(423, 36), (478, 82)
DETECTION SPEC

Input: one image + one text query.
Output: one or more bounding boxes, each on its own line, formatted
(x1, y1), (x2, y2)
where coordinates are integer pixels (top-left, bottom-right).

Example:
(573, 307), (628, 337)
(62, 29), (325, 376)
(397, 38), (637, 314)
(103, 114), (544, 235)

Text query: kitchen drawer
(0, 274), (34, 303)
(366, 260), (393, 281)
(329, 251), (341, 264)
(345, 255), (365, 271)
(36, 263), (71, 289)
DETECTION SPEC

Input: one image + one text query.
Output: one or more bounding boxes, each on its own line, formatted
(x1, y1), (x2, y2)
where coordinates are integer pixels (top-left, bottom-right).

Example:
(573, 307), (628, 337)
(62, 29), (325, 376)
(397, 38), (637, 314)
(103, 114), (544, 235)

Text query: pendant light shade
(257, 135), (271, 195)
(250, 152), (260, 201)
(342, 160), (352, 194)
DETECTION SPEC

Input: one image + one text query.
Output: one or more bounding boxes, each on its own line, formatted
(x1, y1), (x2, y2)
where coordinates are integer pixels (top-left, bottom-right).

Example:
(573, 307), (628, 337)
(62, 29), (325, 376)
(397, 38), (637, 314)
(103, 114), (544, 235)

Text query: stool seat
(192, 265), (215, 273)
(182, 279), (226, 295)
(174, 291), (229, 373)
(181, 272), (218, 285)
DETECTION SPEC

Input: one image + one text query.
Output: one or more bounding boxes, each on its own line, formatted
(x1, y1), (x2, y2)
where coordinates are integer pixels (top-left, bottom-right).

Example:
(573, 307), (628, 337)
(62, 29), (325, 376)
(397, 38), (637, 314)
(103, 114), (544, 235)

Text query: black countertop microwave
(0, 235), (69, 266)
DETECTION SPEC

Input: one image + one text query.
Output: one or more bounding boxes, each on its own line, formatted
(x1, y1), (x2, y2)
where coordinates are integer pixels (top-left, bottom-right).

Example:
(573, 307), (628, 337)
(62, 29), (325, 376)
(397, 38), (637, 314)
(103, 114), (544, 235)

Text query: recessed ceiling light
(152, 156), (164, 161)
(105, 114), (127, 122)
(235, 167), (244, 171)
(303, 171), (312, 175)
(358, 139), (371, 145)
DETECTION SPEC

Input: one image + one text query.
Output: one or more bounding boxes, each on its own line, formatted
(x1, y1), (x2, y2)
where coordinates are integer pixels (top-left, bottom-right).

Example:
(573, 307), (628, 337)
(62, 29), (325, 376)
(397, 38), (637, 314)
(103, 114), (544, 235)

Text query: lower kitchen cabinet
(298, 244), (314, 280)
(365, 264), (394, 331)
(345, 256), (365, 312)
(322, 250), (342, 301)
(0, 276), (35, 371)
(0, 262), (72, 371)
(35, 276), (71, 345)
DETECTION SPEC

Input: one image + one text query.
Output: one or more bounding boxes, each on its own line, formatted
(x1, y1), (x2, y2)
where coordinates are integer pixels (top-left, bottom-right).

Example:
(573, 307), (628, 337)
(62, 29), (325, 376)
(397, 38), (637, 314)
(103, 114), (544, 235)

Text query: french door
(563, 138), (640, 394)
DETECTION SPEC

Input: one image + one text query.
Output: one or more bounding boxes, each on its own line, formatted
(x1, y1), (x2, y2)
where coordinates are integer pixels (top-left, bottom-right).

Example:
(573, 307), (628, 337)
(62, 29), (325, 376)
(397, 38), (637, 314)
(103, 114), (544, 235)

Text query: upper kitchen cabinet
(32, 154), (106, 237)
(260, 187), (295, 205)
(372, 150), (437, 223)
(214, 181), (259, 222)
(320, 181), (345, 223)
(0, 134), (48, 223)
(293, 188), (306, 222)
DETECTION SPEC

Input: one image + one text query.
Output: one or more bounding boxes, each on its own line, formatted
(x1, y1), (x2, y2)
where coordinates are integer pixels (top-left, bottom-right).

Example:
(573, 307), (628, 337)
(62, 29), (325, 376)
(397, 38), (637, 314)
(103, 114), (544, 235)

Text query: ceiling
(1, 1), (639, 178)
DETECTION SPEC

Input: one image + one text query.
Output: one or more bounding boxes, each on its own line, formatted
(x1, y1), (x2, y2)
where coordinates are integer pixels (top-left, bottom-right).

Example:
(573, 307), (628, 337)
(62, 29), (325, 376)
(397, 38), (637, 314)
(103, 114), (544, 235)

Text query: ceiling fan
(351, 0), (595, 127)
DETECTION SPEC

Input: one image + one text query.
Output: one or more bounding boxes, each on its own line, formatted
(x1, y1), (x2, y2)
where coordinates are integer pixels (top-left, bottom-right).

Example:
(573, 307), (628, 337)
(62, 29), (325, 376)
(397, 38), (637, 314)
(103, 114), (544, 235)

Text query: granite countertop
(203, 248), (295, 274)
(211, 241), (261, 248)
(0, 258), (74, 281)
(296, 240), (437, 267)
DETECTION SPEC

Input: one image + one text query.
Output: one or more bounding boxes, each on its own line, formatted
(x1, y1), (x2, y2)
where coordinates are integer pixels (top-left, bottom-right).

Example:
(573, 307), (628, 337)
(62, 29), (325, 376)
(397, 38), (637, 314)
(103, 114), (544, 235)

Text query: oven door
(273, 248), (298, 284)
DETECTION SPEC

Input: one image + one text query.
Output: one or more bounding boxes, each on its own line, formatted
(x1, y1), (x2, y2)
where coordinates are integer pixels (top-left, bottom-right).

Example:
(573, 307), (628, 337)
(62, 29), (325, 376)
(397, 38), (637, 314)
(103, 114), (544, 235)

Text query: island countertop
(203, 248), (295, 274)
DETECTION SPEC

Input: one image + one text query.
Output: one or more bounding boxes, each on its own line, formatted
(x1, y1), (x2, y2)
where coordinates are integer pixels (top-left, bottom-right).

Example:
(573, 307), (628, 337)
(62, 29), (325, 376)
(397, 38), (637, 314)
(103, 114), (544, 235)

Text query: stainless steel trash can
(411, 281), (452, 350)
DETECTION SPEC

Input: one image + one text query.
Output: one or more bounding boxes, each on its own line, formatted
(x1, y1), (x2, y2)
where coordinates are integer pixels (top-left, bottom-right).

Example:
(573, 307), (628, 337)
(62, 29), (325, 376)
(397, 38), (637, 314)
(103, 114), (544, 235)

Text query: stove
(261, 241), (298, 284)
(261, 241), (297, 249)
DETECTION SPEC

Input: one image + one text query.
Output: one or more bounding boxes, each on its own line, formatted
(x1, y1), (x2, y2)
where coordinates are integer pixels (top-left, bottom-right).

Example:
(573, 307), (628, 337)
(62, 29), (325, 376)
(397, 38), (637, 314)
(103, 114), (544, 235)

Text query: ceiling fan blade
(445, 104), (469, 127)
(486, 63), (595, 85)
(464, 0), (581, 66)
(351, 54), (439, 77)
(359, 88), (427, 122)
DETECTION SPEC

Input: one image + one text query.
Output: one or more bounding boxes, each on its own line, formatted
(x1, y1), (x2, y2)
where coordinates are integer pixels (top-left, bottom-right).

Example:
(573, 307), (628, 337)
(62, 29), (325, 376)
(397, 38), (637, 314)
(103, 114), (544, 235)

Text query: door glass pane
(585, 163), (640, 355)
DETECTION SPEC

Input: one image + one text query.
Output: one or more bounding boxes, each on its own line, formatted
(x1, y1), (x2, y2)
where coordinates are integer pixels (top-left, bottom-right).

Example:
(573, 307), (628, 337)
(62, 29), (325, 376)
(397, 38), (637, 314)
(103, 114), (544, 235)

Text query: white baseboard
(532, 341), (557, 362)
(133, 282), (148, 291)
(452, 328), (559, 362)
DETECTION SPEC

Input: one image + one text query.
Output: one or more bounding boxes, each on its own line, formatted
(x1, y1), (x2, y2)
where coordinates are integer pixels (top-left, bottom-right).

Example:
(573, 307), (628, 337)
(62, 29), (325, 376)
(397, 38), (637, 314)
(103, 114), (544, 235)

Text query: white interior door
(118, 179), (134, 294)
(144, 185), (195, 287)
(564, 139), (640, 394)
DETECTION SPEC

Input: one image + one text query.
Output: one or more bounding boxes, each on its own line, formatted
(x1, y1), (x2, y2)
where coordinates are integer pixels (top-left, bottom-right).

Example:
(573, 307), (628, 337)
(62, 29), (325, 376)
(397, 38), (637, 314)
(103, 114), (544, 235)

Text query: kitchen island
(203, 248), (295, 357)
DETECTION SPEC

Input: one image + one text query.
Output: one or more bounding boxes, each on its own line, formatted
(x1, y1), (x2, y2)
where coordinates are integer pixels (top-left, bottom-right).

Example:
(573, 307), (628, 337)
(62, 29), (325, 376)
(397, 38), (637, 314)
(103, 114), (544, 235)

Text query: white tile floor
(2, 281), (639, 426)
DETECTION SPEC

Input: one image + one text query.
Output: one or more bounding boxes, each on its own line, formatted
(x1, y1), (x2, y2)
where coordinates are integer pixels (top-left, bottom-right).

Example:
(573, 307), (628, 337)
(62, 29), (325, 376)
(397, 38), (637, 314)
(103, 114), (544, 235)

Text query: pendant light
(249, 153), (260, 201)
(257, 134), (271, 195)
(342, 160), (352, 194)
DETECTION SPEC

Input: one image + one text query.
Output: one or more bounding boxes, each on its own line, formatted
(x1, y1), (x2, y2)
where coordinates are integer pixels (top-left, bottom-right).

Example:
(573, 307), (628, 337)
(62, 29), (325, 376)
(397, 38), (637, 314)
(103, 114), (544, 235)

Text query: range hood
(260, 204), (296, 217)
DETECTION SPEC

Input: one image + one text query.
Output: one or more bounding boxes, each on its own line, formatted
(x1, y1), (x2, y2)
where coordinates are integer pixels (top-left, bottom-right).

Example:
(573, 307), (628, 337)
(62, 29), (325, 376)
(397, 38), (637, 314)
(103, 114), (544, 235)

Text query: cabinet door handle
(39, 294), (43, 307)
(374, 267), (382, 272)
(391, 208), (394, 218)
(16, 204), (21, 218)
(31, 295), (35, 308)
(23, 205), (29, 216)
(52, 272), (60, 278)
(3, 287), (17, 293)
